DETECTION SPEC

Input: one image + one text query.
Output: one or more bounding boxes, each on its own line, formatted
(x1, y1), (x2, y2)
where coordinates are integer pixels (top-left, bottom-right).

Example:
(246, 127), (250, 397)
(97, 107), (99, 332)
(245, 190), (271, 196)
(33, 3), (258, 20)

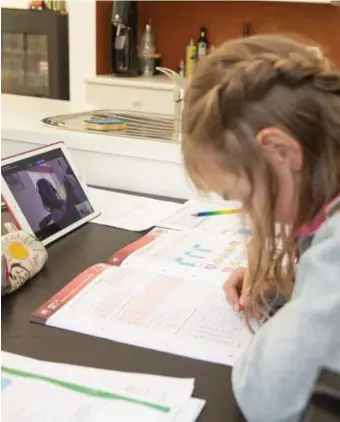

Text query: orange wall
(96, 0), (112, 74)
(96, 1), (340, 74)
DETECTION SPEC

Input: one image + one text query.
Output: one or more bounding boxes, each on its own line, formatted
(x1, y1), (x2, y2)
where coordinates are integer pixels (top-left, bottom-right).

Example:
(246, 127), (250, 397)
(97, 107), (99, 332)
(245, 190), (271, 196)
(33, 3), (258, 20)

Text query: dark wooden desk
(1, 209), (245, 422)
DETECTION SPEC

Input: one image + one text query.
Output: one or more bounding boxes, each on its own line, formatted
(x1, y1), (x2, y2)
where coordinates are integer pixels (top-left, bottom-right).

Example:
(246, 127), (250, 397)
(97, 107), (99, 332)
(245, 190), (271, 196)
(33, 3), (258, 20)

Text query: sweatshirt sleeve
(232, 214), (340, 422)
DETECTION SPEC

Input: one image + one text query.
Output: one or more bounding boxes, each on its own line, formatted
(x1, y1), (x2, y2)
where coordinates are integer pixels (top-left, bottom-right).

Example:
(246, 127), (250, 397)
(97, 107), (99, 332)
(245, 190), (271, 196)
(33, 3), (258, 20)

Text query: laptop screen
(2, 148), (94, 241)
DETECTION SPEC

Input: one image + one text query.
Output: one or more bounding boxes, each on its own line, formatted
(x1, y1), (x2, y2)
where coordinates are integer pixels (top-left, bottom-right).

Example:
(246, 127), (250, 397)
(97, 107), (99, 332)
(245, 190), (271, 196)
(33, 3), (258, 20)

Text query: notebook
(31, 227), (255, 367)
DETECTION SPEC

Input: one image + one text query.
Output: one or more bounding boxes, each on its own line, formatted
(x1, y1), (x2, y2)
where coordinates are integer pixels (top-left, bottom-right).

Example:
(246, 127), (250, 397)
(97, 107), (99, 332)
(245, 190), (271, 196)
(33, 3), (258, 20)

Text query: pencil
(192, 209), (241, 217)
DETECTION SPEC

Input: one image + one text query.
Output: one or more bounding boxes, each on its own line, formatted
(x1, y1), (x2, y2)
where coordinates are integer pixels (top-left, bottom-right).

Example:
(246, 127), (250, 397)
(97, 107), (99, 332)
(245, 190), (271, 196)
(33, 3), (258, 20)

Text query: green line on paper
(1, 366), (170, 413)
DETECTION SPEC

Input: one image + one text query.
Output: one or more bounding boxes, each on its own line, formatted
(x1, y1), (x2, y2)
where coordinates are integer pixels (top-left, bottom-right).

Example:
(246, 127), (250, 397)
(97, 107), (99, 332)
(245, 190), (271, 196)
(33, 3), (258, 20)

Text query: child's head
(182, 35), (340, 312)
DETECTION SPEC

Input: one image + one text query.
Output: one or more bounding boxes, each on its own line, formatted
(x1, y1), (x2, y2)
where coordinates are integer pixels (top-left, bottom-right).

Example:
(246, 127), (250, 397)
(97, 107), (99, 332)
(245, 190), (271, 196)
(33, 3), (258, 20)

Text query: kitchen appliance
(111, 0), (139, 77)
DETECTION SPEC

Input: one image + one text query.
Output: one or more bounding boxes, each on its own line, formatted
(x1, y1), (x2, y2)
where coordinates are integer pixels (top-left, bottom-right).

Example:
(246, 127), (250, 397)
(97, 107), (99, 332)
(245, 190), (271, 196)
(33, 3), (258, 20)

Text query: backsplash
(139, 1), (340, 69)
(96, 1), (340, 74)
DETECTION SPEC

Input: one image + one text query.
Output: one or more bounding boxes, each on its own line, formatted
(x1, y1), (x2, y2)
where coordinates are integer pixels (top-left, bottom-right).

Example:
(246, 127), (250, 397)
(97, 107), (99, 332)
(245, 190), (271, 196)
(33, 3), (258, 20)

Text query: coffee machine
(111, 1), (139, 77)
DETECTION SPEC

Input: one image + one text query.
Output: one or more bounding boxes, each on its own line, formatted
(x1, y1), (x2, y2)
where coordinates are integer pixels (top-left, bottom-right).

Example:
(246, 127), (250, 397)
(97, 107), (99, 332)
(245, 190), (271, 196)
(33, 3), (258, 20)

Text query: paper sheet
(40, 265), (254, 367)
(159, 200), (251, 234)
(88, 188), (182, 232)
(119, 229), (249, 283)
(2, 352), (205, 422)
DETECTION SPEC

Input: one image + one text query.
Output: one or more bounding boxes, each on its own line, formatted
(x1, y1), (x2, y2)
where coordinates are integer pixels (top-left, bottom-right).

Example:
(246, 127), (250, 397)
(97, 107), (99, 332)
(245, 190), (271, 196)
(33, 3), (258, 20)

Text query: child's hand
(223, 267), (248, 311)
(224, 268), (269, 320)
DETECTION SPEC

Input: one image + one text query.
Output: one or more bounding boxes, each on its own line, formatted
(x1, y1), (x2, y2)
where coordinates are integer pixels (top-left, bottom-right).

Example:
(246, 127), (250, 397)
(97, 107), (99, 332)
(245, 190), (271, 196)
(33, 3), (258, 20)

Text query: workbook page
(116, 229), (249, 284)
(40, 266), (254, 367)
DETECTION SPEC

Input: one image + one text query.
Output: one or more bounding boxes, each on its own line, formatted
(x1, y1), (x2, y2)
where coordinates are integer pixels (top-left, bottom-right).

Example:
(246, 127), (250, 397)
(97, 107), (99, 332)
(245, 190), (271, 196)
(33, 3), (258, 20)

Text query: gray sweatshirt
(232, 212), (340, 422)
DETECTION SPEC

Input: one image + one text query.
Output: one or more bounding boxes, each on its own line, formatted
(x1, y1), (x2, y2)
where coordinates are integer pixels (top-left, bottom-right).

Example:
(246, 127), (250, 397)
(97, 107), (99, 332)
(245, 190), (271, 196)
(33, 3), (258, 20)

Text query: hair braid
(216, 50), (340, 125)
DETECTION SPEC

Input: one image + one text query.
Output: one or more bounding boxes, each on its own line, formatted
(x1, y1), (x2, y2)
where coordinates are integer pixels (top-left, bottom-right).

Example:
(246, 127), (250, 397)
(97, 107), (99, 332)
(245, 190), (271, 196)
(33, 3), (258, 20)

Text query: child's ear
(256, 128), (303, 171)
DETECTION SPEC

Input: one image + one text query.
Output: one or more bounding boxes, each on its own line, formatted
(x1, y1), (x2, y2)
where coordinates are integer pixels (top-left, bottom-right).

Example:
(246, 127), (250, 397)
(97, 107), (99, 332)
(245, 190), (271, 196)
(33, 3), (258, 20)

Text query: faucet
(156, 67), (187, 142)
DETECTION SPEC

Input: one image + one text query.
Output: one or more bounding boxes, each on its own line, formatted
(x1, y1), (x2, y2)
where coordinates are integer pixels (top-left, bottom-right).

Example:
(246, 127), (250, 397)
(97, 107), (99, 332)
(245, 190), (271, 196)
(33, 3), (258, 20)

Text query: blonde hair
(182, 35), (340, 318)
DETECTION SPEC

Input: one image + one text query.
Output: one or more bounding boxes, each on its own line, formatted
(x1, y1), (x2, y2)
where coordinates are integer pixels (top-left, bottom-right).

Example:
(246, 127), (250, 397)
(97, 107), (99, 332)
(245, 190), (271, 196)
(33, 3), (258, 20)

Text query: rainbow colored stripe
(192, 209), (241, 217)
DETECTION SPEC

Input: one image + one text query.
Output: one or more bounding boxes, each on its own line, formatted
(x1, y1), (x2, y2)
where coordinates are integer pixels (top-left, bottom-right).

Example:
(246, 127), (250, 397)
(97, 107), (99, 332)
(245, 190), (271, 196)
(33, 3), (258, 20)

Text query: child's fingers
(227, 267), (246, 288)
(240, 294), (262, 320)
(225, 284), (241, 311)
(223, 267), (245, 311)
(239, 293), (248, 308)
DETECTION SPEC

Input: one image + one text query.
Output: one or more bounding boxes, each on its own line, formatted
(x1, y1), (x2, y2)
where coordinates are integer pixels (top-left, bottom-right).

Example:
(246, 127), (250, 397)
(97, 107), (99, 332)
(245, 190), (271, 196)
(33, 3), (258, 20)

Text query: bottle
(242, 23), (251, 38)
(185, 37), (197, 78)
(178, 59), (185, 77)
(140, 23), (156, 77)
(197, 27), (208, 60)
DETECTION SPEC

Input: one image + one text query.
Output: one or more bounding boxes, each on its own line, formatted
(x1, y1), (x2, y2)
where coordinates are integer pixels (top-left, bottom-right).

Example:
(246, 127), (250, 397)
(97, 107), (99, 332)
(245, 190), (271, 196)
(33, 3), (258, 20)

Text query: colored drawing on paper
(174, 244), (213, 267)
(236, 227), (252, 237)
(173, 240), (247, 275)
(202, 240), (246, 273)
(1, 376), (12, 391)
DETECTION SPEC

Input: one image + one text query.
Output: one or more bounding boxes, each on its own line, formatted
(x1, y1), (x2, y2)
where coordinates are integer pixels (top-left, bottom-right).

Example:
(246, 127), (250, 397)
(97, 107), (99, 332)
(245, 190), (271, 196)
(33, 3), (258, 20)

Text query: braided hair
(182, 35), (340, 320)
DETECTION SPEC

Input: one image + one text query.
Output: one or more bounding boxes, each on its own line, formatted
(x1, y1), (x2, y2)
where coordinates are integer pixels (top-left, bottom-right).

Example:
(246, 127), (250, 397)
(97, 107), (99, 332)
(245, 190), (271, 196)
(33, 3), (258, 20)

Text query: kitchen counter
(1, 94), (192, 199)
(1, 94), (181, 163)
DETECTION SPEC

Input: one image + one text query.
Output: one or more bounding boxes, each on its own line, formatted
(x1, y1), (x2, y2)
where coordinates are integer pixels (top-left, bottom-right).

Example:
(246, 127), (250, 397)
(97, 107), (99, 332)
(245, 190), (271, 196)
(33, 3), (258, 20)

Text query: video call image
(2, 149), (93, 240)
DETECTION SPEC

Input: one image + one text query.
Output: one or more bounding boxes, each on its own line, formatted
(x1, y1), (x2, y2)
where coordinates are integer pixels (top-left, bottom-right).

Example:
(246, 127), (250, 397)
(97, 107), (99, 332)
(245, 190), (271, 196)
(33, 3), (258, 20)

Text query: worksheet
(88, 188), (182, 231)
(2, 352), (205, 422)
(112, 228), (249, 283)
(33, 265), (255, 367)
(159, 199), (252, 234)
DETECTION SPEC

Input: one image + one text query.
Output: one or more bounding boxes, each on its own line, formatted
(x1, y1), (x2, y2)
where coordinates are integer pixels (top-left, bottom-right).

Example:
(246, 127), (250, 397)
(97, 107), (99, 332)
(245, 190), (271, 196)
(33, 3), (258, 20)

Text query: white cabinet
(85, 75), (176, 116)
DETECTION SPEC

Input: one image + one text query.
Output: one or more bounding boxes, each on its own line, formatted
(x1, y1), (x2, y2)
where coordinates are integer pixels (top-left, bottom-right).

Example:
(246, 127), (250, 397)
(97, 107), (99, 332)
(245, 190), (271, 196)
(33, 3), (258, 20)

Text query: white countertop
(1, 94), (182, 164)
(85, 74), (175, 91)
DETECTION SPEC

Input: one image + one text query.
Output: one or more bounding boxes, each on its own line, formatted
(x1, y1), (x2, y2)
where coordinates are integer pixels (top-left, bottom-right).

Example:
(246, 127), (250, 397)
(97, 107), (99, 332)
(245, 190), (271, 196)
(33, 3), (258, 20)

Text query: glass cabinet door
(1, 32), (49, 97)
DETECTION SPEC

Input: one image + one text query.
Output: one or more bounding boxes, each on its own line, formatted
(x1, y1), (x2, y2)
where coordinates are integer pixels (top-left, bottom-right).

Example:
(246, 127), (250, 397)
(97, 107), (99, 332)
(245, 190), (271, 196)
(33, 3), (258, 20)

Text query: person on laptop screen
(36, 178), (68, 228)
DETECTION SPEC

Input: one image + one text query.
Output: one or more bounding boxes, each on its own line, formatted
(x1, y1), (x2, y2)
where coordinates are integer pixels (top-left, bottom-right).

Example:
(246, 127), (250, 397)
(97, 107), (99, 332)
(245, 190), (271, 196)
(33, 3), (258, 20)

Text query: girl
(182, 35), (340, 422)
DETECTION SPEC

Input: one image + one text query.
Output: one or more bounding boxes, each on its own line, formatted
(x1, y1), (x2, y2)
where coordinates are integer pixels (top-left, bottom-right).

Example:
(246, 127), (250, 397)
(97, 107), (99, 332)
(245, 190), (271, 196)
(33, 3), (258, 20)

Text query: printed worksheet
(159, 199), (251, 234)
(2, 352), (205, 422)
(88, 188), (182, 231)
(33, 265), (255, 367)
(111, 229), (250, 283)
